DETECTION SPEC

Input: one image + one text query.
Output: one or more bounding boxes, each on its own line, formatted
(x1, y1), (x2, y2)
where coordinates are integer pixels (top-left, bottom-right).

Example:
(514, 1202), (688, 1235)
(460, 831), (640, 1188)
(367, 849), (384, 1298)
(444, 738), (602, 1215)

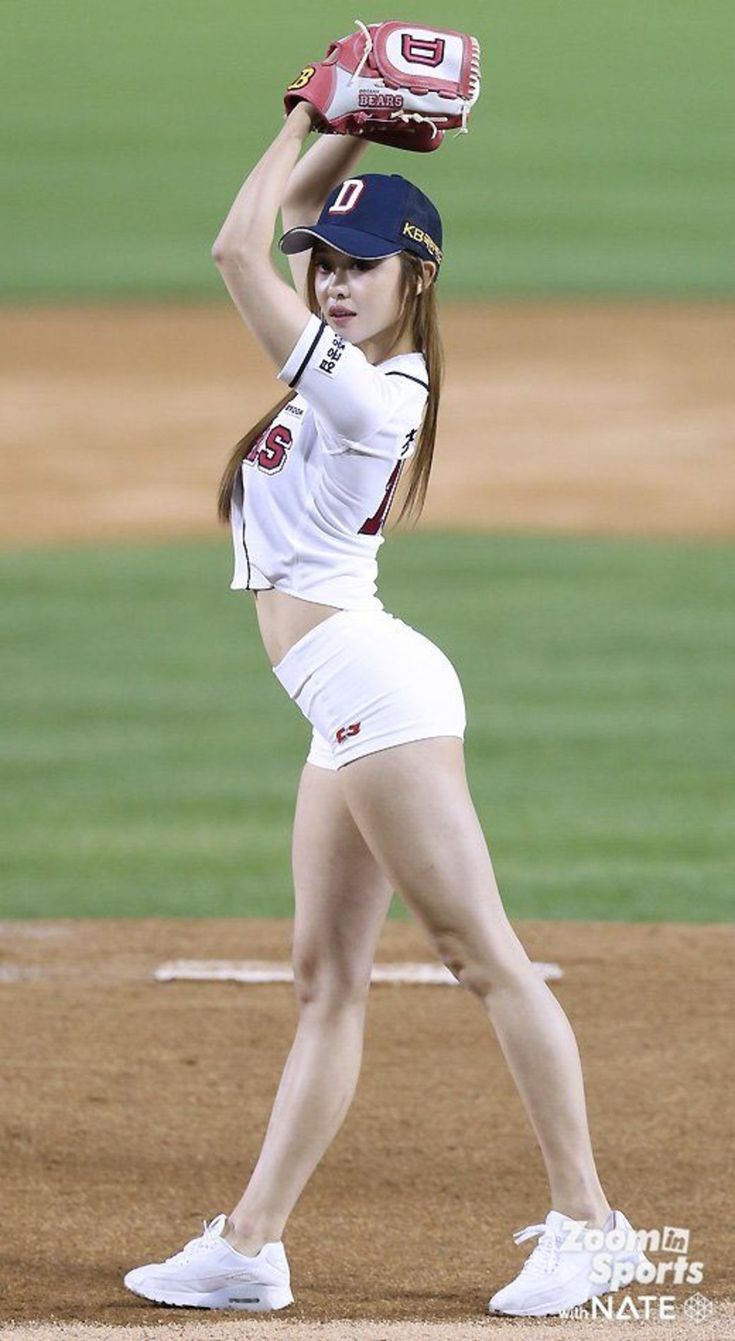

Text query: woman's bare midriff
(253, 588), (343, 667)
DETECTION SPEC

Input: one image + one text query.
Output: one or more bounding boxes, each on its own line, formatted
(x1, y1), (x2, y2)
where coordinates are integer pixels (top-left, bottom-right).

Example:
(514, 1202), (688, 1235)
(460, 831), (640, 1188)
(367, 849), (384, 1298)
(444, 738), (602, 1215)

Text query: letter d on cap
(329, 179), (365, 214)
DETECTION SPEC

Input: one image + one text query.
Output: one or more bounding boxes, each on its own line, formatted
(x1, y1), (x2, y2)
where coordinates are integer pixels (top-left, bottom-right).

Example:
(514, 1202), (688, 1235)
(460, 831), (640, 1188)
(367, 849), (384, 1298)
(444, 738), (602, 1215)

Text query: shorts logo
(319, 333), (346, 376)
(336, 722), (362, 744)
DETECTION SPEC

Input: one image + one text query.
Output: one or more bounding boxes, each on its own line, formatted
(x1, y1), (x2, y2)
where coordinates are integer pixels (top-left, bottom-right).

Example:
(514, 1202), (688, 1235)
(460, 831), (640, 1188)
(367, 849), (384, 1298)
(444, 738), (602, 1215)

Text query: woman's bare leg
(224, 761), (393, 1254)
(339, 736), (610, 1225)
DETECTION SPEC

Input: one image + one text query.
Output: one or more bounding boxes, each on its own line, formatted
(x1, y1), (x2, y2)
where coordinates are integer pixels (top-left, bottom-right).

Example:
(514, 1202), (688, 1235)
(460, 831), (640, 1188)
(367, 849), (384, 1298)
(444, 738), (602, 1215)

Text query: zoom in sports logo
(561, 1222), (704, 1289)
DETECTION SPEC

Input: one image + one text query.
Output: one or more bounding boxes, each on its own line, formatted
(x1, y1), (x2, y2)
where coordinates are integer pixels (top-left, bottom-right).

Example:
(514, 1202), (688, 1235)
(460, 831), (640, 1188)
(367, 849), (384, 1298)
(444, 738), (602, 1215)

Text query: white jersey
(230, 313), (429, 611)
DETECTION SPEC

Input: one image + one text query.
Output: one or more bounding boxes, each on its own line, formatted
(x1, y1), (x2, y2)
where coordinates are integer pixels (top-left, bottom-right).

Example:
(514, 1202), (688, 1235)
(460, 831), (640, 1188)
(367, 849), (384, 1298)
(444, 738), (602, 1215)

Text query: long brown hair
(216, 250), (443, 528)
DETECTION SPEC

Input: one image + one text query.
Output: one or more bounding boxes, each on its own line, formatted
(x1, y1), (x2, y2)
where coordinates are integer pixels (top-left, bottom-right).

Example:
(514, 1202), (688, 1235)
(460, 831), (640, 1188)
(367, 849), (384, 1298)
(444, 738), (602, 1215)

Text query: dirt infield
(1, 305), (732, 1338)
(2, 918), (732, 1332)
(1, 303), (734, 546)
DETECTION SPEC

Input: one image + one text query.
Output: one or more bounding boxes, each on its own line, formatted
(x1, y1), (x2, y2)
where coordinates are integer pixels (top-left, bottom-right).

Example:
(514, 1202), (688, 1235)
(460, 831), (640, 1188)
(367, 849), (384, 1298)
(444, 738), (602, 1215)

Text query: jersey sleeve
(277, 314), (428, 461)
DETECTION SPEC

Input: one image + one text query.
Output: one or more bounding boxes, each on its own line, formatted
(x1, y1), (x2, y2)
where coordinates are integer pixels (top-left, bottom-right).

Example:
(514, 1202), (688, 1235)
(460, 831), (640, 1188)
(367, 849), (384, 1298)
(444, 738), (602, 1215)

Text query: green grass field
(3, 0), (734, 298)
(1, 533), (732, 922)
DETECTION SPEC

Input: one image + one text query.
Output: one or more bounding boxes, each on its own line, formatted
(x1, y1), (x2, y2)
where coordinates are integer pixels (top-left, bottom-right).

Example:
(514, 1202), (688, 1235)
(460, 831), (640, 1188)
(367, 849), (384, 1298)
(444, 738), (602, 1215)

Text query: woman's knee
(292, 947), (372, 1012)
(432, 928), (529, 1000)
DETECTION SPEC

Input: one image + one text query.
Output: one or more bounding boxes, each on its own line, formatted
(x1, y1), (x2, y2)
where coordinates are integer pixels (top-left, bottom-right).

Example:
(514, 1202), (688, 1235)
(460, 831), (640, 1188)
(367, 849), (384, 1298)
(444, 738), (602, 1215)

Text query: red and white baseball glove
(284, 20), (481, 153)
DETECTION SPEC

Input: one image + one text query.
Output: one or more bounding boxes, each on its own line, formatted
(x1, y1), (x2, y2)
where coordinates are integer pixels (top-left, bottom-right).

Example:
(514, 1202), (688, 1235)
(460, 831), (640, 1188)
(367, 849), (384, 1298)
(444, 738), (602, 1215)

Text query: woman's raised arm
(281, 134), (369, 297)
(212, 105), (322, 370)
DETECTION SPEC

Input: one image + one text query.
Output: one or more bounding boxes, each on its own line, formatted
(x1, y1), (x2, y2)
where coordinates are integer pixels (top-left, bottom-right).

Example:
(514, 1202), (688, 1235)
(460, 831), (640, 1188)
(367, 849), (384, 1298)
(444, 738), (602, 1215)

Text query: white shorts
(272, 609), (467, 770)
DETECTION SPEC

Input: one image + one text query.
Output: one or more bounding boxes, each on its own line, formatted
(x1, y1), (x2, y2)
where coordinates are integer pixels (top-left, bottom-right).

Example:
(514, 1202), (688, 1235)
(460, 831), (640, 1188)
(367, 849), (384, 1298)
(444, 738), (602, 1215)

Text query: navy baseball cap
(279, 173), (443, 270)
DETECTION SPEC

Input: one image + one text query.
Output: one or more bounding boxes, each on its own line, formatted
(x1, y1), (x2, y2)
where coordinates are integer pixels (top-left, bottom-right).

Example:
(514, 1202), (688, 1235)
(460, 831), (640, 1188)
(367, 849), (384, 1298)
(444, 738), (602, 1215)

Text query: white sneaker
(123, 1214), (294, 1311)
(487, 1209), (649, 1317)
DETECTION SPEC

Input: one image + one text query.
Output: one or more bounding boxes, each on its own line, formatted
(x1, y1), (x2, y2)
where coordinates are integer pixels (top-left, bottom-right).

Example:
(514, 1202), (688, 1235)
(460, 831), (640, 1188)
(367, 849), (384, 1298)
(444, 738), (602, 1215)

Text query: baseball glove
(284, 20), (481, 153)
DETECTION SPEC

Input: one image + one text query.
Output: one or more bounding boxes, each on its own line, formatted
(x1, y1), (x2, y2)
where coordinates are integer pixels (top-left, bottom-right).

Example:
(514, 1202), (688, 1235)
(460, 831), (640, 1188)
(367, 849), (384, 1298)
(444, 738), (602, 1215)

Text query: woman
(124, 102), (645, 1317)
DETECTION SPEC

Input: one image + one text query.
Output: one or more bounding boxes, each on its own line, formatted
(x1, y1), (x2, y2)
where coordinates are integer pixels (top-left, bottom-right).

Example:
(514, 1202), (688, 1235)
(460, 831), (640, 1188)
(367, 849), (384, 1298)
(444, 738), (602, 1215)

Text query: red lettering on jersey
(336, 722), (362, 744)
(258, 425), (293, 473)
(245, 425), (294, 474)
(401, 33), (446, 67)
(359, 461), (402, 536)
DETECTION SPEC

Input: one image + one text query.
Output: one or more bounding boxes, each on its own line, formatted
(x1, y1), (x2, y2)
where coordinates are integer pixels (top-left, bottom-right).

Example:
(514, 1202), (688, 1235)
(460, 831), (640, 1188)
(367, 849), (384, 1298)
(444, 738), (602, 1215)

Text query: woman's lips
(329, 310), (356, 327)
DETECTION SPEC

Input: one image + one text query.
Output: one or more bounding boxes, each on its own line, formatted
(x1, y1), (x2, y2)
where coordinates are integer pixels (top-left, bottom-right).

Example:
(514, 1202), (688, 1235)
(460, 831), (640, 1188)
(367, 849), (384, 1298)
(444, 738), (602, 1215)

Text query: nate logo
(402, 221), (443, 264)
(336, 722), (362, 744)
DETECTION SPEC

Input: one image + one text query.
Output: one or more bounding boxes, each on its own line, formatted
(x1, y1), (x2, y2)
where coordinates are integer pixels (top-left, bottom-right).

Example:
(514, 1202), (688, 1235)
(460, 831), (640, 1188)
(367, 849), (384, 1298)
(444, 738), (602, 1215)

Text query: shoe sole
(489, 1284), (618, 1318)
(487, 1254), (650, 1317)
(124, 1280), (294, 1311)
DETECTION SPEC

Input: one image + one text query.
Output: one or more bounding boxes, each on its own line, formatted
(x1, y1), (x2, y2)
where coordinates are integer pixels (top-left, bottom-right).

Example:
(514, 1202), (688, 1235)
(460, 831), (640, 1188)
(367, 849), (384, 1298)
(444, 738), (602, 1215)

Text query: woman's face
(312, 245), (406, 354)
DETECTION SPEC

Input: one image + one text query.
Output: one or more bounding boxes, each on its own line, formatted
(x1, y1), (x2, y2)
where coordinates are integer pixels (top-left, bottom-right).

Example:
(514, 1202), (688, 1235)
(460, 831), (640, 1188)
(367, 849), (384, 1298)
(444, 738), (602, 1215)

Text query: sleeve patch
(317, 333), (346, 377)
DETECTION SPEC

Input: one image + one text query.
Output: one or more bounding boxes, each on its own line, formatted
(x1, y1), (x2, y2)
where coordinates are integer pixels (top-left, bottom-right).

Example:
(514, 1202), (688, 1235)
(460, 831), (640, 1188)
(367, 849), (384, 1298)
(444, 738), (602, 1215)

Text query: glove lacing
(349, 19), (374, 84)
(389, 110), (442, 138)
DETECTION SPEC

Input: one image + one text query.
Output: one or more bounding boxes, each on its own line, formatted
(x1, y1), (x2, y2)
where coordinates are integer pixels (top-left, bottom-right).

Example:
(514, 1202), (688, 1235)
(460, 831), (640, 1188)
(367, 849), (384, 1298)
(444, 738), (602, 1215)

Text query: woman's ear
(416, 260), (438, 294)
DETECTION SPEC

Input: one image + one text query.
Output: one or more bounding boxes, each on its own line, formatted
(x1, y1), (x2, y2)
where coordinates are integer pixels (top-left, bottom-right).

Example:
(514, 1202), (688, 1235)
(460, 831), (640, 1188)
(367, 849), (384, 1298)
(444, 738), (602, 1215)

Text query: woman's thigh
(292, 762), (394, 1003)
(338, 738), (529, 981)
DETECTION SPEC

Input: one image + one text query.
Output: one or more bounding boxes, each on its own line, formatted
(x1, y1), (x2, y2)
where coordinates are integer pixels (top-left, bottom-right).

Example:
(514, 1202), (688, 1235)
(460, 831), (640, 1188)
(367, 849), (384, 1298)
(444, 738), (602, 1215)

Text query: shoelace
(166, 1217), (224, 1265)
(513, 1223), (562, 1277)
